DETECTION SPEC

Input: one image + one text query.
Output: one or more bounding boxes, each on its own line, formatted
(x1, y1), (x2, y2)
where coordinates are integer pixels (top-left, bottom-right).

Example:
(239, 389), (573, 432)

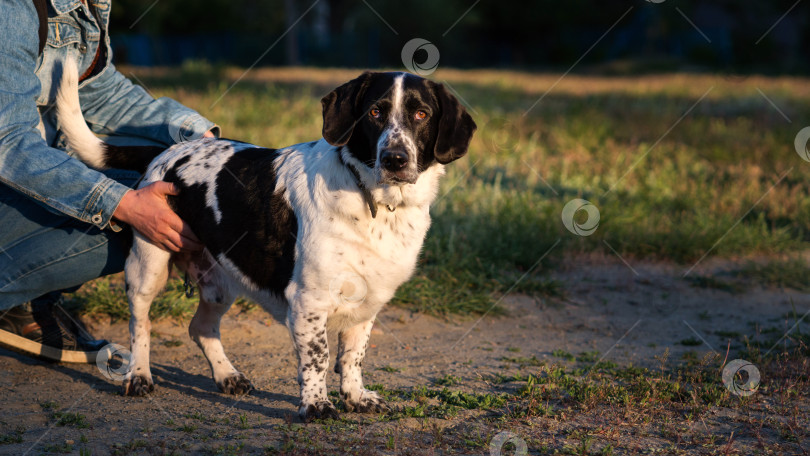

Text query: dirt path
(1, 260), (807, 455)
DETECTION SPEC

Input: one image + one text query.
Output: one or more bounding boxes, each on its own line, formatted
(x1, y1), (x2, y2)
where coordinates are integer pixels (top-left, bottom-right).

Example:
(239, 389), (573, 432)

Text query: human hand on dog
(113, 181), (202, 253)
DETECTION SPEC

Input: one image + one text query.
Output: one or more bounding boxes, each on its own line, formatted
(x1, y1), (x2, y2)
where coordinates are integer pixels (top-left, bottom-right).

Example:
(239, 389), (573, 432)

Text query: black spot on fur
(173, 154), (192, 169)
(307, 340), (325, 355)
(164, 143), (297, 295)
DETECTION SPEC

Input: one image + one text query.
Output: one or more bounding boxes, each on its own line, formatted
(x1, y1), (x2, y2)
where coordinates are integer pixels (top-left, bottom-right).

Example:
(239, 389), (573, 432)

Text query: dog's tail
(56, 57), (166, 174)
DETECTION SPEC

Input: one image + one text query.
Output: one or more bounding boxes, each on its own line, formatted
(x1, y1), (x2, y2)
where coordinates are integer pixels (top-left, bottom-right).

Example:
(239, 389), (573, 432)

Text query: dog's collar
(337, 149), (395, 218)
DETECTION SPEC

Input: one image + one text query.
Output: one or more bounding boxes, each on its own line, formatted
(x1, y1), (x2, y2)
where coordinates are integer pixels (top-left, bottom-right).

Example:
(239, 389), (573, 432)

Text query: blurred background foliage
(109, 0), (810, 73)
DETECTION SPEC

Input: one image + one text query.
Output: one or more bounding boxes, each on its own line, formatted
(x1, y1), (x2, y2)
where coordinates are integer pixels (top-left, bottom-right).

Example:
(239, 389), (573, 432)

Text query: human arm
(0, 0), (129, 230)
(0, 0), (201, 251)
(77, 64), (219, 144)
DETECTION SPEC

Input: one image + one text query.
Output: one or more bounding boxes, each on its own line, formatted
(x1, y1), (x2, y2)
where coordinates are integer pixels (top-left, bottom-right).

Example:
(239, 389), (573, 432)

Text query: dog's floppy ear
(432, 82), (477, 164)
(321, 72), (374, 146)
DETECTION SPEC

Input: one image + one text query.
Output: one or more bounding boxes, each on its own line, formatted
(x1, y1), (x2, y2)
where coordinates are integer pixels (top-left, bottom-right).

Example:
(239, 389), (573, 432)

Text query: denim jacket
(0, 0), (217, 230)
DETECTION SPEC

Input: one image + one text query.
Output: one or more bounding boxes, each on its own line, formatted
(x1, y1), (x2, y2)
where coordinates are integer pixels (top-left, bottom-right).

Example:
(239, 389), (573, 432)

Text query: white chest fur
(276, 142), (442, 329)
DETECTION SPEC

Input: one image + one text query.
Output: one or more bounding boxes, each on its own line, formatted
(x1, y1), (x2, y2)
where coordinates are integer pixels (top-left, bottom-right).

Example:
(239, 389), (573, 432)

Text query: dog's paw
(217, 373), (253, 395)
(122, 375), (154, 396)
(299, 400), (339, 422)
(344, 389), (389, 414)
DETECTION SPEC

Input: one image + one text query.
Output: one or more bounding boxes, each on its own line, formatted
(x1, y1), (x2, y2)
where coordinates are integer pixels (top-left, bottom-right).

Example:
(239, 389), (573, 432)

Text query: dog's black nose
(381, 149), (409, 171)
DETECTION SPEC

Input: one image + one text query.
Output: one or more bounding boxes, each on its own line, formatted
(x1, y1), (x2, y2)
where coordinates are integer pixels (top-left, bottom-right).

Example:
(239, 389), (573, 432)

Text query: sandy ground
(0, 258), (807, 455)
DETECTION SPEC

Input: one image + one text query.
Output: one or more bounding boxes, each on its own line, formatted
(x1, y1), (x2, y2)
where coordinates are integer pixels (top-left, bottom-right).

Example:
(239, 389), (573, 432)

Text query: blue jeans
(0, 168), (140, 311)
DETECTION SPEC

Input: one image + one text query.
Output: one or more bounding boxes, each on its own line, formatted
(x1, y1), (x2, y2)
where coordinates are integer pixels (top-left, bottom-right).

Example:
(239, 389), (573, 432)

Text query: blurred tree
(284, 0), (300, 65)
(107, 0), (810, 73)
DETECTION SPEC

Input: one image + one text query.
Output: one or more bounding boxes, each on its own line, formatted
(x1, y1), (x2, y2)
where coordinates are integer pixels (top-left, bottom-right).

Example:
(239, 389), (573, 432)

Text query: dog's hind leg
(188, 277), (252, 395)
(123, 234), (171, 396)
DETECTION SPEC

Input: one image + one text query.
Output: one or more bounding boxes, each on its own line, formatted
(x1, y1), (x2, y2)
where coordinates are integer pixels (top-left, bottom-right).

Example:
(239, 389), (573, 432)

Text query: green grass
(734, 257), (810, 291)
(65, 272), (255, 322)
(364, 346), (802, 429)
(433, 374), (462, 386)
(0, 428), (23, 445)
(65, 65), (810, 319)
(501, 355), (544, 367)
(53, 411), (88, 428)
(42, 442), (73, 454)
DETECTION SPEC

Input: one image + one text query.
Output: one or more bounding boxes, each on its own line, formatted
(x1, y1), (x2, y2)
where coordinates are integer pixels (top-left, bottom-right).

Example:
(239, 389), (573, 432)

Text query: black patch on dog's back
(165, 147), (297, 295)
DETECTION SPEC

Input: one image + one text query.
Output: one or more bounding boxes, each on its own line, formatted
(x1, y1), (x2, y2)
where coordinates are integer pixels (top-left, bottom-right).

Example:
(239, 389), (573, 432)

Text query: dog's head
(321, 72), (476, 185)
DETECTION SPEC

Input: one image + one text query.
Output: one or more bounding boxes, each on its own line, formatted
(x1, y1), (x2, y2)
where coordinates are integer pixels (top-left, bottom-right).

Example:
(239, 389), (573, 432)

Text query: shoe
(0, 294), (109, 362)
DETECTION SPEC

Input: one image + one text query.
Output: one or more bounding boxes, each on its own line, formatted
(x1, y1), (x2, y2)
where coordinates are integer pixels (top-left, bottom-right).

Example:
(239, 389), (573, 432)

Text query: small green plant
(185, 412), (206, 421)
(679, 337), (703, 346)
(53, 412), (88, 428)
(40, 401), (60, 410)
(178, 424), (198, 433)
(43, 442), (73, 454)
(0, 427), (23, 445)
(577, 350), (601, 362)
(434, 374), (462, 386)
(552, 349), (575, 361)
(501, 355), (543, 367)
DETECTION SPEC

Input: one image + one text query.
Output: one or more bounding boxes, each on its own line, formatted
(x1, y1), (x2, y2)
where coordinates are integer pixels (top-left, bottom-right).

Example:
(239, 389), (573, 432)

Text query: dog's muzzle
(380, 147), (417, 184)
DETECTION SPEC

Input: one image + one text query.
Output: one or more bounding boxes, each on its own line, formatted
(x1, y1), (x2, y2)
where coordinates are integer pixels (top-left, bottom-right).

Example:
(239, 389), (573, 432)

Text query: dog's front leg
(337, 319), (388, 413)
(288, 305), (337, 422)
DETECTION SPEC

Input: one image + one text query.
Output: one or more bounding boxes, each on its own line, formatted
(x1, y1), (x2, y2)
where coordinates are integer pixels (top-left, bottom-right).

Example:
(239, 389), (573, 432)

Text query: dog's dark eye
(370, 108), (381, 119)
(414, 110), (427, 121)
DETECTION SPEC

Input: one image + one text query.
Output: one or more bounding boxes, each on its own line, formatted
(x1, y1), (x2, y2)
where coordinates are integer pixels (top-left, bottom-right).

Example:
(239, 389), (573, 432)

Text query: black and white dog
(57, 60), (475, 421)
